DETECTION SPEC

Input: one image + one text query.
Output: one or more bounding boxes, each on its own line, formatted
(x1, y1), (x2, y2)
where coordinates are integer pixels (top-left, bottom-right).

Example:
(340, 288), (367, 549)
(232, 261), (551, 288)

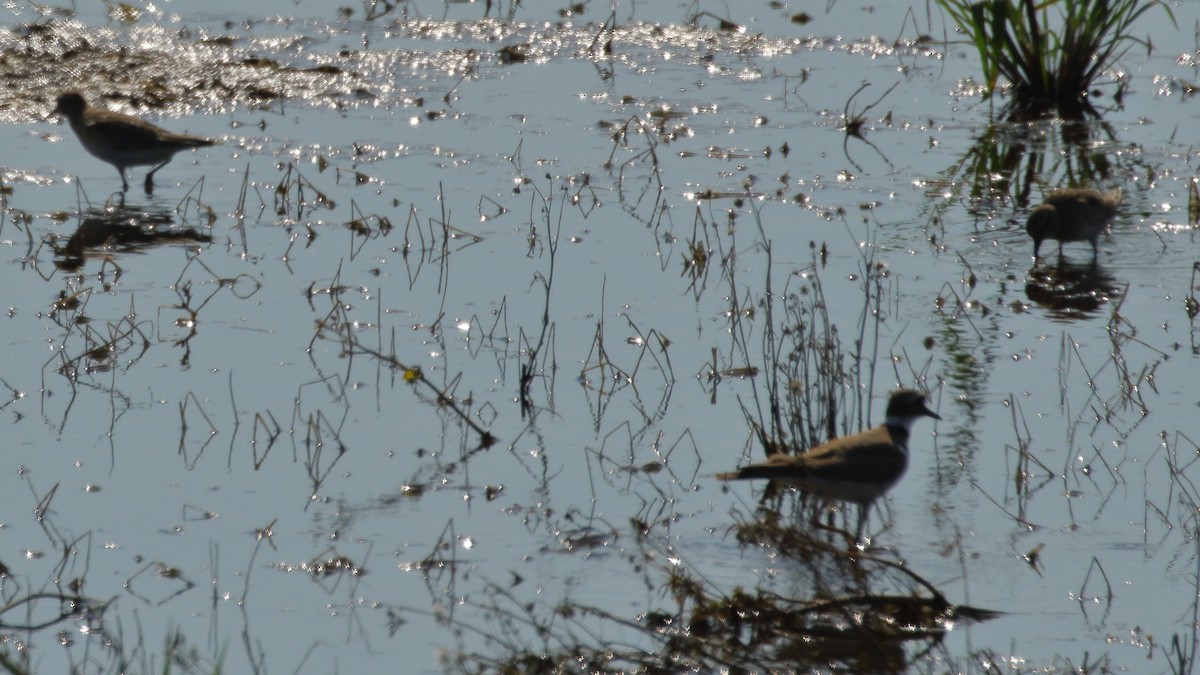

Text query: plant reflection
(720, 508), (999, 671)
(927, 117), (1134, 249)
(417, 492), (1000, 673)
(410, 206), (1001, 673)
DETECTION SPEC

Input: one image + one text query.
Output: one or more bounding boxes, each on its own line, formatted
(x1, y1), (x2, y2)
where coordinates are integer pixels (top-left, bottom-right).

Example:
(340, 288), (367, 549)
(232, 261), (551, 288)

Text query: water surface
(0, 0), (1197, 672)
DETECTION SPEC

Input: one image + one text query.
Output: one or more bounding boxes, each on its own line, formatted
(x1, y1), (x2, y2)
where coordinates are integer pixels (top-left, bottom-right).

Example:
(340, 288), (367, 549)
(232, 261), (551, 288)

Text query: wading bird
(717, 389), (940, 542)
(1026, 188), (1122, 263)
(52, 91), (218, 193)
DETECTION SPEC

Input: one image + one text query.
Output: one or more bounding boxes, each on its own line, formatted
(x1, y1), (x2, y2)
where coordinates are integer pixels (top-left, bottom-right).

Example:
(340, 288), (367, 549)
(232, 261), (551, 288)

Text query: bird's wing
(718, 426), (908, 484)
(795, 427), (906, 484)
(83, 115), (169, 146)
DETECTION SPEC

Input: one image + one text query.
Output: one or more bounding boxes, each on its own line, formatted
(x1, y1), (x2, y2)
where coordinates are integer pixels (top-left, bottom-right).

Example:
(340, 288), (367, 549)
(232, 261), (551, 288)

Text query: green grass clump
(936, 0), (1174, 119)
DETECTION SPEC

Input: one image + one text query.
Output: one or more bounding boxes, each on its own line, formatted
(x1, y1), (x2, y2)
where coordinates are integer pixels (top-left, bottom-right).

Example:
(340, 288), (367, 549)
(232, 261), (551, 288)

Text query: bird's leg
(805, 498), (844, 539)
(118, 168), (129, 192)
(145, 159), (171, 194)
(854, 503), (870, 547)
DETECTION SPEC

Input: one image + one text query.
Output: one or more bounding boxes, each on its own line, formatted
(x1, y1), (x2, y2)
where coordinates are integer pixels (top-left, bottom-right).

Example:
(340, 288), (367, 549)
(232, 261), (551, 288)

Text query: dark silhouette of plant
(936, 0), (1174, 119)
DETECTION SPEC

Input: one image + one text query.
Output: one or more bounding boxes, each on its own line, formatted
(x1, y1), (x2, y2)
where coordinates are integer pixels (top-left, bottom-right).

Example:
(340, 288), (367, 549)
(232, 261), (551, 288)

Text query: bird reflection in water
(52, 208), (212, 273)
(1024, 257), (1121, 320)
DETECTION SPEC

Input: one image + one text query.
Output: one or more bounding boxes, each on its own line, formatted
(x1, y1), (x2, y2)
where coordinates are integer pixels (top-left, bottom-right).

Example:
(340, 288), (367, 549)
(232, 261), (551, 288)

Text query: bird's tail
(716, 465), (799, 481)
(168, 134), (219, 148)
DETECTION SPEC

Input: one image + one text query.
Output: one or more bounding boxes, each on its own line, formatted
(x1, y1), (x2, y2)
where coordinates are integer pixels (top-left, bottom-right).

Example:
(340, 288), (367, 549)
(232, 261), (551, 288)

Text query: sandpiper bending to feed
(1025, 188), (1122, 263)
(52, 91), (218, 193)
(717, 388), (940, 542)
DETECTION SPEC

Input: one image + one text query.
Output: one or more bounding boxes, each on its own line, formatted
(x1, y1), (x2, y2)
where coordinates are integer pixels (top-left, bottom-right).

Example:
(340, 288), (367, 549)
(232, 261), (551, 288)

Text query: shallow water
(0, 0), (1198, 673)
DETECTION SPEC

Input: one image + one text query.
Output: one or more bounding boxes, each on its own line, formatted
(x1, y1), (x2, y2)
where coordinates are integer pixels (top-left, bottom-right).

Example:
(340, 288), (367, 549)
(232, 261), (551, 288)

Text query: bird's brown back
(715, 424), (908, 502)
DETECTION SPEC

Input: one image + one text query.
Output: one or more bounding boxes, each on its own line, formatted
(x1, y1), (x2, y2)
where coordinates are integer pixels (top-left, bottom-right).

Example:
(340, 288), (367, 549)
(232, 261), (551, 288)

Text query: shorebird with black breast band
(717, 388), (939, 543)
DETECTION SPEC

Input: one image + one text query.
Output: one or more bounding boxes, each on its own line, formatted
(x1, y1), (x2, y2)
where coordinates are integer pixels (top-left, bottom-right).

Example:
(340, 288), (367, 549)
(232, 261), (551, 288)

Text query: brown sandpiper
(1026, 188), (1122, 263)
(717, 388), (940, 541)
(51, 91), (218, 193)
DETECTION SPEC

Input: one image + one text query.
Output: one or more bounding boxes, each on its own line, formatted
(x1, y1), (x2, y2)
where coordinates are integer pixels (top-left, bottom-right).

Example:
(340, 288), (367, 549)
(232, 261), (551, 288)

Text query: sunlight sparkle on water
(5, 3), (1198, 673)
(1151, 221), (1193, 234)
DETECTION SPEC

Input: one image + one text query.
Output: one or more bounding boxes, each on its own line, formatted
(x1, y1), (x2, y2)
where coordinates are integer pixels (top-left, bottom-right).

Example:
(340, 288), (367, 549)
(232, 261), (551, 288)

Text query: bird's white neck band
(885, 415), (918, 433)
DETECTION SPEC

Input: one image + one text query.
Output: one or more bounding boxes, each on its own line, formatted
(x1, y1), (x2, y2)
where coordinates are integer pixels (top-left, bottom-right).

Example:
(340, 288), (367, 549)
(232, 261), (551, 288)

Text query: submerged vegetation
(935, 0), (1175, 119)
(0, 1), (1196, 674)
